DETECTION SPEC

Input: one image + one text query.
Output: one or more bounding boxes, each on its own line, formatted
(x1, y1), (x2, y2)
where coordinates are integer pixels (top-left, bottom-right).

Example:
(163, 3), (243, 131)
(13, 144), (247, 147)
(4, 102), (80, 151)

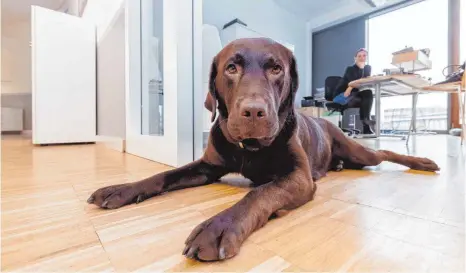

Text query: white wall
(82, 0), (125, 41)
(203, 0), (311, 102)
(96, 7), (126, 139)
(307, 0), (369, 32)
(1, 21), (33, 130)
(82, 0), (126, 150)
(1, 21), (32, 94)
(306, 22), (312, 99)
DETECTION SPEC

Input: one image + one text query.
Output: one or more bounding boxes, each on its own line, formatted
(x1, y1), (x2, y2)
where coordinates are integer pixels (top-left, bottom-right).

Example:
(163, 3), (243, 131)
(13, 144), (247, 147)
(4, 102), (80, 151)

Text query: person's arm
(347, 65), (371, 91)
(344, 86), (353, 97)
(363, 65), (372, 78)
(342, 66), (354, 97)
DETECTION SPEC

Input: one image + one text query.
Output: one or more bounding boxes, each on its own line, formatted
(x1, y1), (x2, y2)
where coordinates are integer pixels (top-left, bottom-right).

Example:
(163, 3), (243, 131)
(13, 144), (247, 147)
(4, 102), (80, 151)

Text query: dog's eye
(226, 64), (237, 74)
(271, 65), (282, 74)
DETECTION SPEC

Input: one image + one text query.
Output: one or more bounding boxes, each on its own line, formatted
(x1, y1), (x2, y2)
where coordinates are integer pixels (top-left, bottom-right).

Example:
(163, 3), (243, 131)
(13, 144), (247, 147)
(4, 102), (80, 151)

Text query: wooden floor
(1, 135), (465, 272)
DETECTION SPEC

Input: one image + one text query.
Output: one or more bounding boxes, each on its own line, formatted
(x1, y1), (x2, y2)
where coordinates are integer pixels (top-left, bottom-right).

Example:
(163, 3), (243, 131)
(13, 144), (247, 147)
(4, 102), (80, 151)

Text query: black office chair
(324, 76), (361, 136)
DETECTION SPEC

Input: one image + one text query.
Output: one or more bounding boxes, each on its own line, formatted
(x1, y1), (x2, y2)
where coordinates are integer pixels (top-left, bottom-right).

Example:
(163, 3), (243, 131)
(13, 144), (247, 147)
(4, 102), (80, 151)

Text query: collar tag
(239, 142), (244, 149)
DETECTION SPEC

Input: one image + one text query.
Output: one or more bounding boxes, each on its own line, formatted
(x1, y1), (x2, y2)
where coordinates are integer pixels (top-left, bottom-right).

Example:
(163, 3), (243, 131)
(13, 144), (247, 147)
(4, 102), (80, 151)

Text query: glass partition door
(125, 0), (194, 167)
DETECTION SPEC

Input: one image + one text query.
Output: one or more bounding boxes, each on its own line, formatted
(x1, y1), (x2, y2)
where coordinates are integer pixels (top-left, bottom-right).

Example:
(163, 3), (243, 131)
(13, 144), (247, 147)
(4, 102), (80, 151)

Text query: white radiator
(1, 107), (24, 132)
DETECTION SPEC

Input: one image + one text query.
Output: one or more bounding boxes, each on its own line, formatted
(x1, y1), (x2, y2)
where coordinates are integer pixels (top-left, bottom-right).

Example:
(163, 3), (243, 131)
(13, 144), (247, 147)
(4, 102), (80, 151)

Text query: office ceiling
(1, 0), (65, 24)
(273, 0), (408, 30)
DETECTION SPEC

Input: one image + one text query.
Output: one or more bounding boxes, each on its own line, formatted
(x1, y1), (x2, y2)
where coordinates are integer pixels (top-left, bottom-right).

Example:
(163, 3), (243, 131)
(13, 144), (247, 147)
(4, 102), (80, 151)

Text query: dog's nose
(240, 101), (267, 120)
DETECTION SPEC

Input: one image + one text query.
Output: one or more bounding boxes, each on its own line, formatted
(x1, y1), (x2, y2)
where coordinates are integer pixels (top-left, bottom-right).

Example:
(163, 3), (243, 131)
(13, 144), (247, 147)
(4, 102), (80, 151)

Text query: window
(368, 0), (448, 132)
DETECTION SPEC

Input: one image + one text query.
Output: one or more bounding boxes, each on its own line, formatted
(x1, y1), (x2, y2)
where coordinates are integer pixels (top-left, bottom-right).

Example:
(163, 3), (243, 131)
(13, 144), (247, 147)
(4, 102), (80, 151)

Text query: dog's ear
(279, 54), (299, 113)
(289, 55), (299, 95)
(280, 54), (299, 110)
(204, 59), (218, 122)
(204, 92), (215, 120)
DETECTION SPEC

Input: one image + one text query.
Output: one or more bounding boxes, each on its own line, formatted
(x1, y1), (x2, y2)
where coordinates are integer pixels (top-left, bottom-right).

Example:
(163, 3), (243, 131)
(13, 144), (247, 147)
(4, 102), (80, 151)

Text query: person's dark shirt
(334, 64), (371, 98)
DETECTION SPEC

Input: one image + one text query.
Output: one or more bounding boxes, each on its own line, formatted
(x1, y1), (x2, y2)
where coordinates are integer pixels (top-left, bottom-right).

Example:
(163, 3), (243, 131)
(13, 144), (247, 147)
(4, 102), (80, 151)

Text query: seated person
(334, 48), (375, 134)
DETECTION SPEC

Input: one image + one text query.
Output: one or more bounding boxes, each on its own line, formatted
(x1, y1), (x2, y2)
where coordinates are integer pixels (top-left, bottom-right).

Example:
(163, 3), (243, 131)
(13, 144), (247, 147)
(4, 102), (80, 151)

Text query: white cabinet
(31, 6), (96, 144)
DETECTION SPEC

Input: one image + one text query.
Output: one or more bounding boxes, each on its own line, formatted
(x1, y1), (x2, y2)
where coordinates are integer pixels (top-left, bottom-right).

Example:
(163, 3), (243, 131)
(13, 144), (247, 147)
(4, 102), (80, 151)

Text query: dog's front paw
(87, 183), (146, 209)
(410, 157), (440, 172)
(183, 213), (242, 261)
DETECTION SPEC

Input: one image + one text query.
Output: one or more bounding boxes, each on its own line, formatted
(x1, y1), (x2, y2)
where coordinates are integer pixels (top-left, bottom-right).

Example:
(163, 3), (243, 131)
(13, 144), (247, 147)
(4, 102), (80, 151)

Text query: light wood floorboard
(1, 135), (465, 272)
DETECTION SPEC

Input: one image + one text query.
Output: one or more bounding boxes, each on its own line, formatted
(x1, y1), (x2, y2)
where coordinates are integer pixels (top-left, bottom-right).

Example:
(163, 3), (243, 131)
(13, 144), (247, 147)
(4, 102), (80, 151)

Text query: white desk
(349, 74), (432, 143)
(422, 81), (466, 145)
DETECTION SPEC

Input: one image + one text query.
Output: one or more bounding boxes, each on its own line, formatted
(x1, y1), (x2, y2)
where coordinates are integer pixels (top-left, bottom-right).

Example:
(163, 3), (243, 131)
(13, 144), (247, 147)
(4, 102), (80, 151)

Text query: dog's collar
(239, 142), (245, 149)
(237, 141), (260, 152)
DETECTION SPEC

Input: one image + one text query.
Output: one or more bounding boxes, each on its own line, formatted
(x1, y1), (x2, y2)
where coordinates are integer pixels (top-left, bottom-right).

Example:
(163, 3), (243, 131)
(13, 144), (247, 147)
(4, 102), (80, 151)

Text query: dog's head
(205, 38), (298, 151)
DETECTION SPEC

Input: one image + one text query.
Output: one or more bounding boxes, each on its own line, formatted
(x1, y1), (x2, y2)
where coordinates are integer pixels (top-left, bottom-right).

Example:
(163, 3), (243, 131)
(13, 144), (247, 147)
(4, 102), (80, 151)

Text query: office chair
(324, 76), (361, 136)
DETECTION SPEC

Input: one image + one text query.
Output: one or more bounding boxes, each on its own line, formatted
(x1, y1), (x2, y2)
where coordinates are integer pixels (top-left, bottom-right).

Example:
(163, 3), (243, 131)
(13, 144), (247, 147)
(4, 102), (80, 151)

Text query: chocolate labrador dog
(87, 38), (439, 262)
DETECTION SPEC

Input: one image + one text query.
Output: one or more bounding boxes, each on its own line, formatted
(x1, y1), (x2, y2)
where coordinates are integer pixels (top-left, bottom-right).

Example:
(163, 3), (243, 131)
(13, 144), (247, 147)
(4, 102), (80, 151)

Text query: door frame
(193, 0), (205, 160)
(124, 0), (195, 167)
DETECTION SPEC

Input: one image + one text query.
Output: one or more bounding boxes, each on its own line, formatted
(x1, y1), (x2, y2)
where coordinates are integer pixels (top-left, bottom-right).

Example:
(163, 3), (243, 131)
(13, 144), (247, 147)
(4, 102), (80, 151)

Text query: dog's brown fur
(88, 38), (439, 262)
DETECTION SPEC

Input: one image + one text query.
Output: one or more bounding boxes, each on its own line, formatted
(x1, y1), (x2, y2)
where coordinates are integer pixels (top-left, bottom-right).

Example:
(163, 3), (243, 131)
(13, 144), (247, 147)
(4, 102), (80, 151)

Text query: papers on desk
(314, 87), (326, 101)
(383, 68), (403, 75)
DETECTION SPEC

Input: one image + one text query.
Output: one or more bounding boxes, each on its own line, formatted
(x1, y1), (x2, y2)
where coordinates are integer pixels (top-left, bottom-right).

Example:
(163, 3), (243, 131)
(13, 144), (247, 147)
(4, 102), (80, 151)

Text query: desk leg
(375, 83), (381, 137)
(463, 90), (466, 145)
(459, 87), (465, 145)
(412, 93), (417, 132)
(406, 93), (419, 145)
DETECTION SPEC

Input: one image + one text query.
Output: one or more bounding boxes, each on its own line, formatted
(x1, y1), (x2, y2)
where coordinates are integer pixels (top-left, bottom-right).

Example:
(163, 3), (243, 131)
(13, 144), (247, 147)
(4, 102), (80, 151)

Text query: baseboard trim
(95, 136), (126, 152)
